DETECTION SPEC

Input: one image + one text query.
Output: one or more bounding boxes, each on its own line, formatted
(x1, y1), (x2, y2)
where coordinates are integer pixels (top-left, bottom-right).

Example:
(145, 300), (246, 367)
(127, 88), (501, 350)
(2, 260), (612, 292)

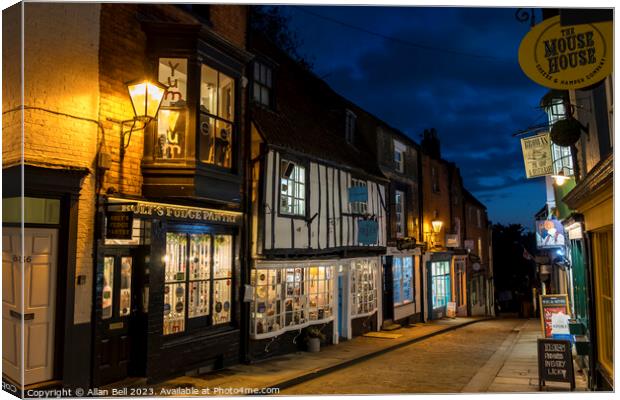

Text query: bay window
(163, 232), (233, 335)
(431, 261), (451, 309)
(351, 258), (378, 316)
(157, 58), (188, 160)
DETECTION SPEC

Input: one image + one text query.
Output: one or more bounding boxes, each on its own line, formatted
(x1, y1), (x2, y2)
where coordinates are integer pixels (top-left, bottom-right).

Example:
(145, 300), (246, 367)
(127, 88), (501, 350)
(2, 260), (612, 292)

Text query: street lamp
(115, 79), (167, 159)
(552, 170), (569, 186)
(431, 218), (443, 234)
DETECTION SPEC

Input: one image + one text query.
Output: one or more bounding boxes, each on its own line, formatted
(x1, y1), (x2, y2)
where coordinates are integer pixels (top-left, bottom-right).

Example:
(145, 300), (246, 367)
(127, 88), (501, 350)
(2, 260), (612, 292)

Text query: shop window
(431, 261), (450, 309)
(119, 257), (132, 317)
(251, 264), (334, 339)
(351, 259), (378, 316)
(280, 160), (306, 216)
(163, 232), (233, 335)
(394, 190), (405, 238)
(252, 62), (272, 107)
(393, 256), (414, 306)
(349, 178), (368, 215)
(393, 140), (405, 173)
(102, 257), (114, 320)
(157, 58), (188, 160)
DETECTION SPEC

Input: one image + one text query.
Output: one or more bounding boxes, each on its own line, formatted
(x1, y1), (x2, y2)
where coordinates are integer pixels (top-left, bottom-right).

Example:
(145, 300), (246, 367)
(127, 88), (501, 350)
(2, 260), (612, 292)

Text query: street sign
(539, 294), (571, 338)
(537, 338), (575, 391)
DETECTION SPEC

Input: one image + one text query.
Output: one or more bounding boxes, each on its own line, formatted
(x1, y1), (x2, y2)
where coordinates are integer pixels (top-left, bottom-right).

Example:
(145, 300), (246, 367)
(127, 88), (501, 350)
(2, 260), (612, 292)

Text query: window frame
(252, 61), (273, 108)
(345, 109), (357, 144)
(393, 256), (415, 307)
(393, 140), (406, 173)
(394, 189), (406, 238)
(278, 157), (309, 219)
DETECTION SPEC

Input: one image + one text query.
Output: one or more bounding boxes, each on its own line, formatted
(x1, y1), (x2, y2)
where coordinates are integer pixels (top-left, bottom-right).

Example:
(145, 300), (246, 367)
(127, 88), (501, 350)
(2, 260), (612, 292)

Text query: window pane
(188, 281), (210, 318)
(403, 257), (413, 302)
(254, 62), (260, 80)
(159, 58), (187, 107)
(189, 234), (210, 280)
(212, 120), (233, 168)
(163, 282), (186, 335)
(200, 64), (218, 115)
(261, 86), (270, 106)
(218, 73), (235, 122)
(199, 113), (216, 164)
(165, 233), (187, 282)
(213, 279), (232, 324)
(393, 257), (402, 305)
(253, 82), (261, 102)
(119, 257), (132, 317)
(214, 235), (233, 279)
(156, 109), (186, 160)
(102, 257), (114, 320)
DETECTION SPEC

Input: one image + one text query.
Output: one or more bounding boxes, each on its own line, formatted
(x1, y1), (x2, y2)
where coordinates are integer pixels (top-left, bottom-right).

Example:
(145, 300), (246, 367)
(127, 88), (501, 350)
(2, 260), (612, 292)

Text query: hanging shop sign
(535, 219), (566, 248)
(445, 234), (459, 248)
(518, 16), (613, 90)
(539, 294), (570, 338)
(537, 338), (575, 391)
(396, 237), (417, 251)
(106, 211), (134, 239)
(358, 220), (378, 245)
(521, 133), (553, 178)
(107, 197), (242, 225)
(348, 185), (368, 203)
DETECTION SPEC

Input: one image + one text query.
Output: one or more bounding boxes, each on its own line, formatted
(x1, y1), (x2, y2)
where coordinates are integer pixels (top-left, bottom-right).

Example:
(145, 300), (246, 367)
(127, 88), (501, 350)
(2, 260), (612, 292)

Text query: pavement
(149, 316), (488, 394)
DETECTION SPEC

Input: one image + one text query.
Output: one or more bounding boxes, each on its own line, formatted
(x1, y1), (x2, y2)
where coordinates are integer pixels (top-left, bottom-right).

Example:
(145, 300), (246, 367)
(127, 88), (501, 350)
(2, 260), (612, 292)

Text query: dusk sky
(281, 6), (550, 229)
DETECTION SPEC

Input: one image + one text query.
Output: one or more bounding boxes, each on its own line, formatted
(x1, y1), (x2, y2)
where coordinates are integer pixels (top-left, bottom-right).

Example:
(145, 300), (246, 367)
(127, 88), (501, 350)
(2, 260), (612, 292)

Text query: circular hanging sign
(518, 16), (612, 90)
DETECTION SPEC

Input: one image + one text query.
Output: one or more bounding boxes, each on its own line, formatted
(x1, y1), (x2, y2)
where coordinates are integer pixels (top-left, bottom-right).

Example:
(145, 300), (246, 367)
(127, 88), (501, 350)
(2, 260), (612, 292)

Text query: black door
(93, 246), (148, 386)
(382, 256), (394, 322)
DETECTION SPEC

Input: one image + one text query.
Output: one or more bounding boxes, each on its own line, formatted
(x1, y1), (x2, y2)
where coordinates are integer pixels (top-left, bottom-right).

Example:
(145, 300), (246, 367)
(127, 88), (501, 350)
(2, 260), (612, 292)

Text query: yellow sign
(518, 16), (612, 90)
(521, 132), (553, 178)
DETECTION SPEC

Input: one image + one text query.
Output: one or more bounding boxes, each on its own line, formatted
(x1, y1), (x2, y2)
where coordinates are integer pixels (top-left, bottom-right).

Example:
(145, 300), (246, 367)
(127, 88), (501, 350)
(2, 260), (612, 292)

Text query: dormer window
(345, 109), (356, 144)
(253, 62), (272, 107)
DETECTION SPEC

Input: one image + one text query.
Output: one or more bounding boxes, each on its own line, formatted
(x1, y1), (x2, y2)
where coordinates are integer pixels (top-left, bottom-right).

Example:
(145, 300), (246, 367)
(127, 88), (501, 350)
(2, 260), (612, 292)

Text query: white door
(2, 227), (57, 385)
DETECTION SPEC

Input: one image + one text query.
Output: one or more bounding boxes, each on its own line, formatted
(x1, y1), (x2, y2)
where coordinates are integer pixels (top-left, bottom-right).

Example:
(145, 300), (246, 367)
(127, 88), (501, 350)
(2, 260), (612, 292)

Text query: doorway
(2, 227), (58, 385)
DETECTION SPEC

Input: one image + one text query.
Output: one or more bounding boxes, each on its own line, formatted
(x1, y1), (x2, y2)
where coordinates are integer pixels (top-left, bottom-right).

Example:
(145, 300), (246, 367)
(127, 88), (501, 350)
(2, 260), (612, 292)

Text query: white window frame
(395, 190), (405, 238)
(349, 178), (368, 215)
(279, 160), (306, 217)
(393, 140), (406, 173)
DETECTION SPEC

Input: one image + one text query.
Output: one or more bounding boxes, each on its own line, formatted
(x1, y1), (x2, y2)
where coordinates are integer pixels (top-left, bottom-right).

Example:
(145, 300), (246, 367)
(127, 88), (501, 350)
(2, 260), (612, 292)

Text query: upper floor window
(431, 166), (440, 192)
(395, 190), (405, 238)
(394, 140), (406, 173)
(253, 62), (272, 107)
(156, 58), (235, 169)
(349, 178), (368, 215)
(280, 160), (305, 216)
(345, 109), (357, 144)
(476, 209), (482, 228)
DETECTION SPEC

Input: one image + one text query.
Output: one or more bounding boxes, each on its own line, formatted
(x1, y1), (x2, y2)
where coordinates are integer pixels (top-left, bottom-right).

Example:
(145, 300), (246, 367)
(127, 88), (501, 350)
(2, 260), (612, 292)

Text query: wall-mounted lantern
(431, 218), (443, 234)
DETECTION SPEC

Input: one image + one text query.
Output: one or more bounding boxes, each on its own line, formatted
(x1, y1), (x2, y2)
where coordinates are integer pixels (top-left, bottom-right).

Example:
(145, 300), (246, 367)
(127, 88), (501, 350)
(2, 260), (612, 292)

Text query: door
(3, 227), (57, 385)
(382, 256), (394, 323)
(94, 247), (147, 386)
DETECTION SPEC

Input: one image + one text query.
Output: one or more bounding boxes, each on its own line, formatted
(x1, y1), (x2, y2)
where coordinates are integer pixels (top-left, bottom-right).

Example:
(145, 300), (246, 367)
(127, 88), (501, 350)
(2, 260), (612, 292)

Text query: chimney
(421, 128), (441, 159)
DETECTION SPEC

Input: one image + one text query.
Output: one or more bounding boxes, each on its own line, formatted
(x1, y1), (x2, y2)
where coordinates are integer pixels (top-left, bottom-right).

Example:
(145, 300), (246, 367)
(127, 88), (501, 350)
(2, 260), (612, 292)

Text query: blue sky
(281, 6), (550, 229)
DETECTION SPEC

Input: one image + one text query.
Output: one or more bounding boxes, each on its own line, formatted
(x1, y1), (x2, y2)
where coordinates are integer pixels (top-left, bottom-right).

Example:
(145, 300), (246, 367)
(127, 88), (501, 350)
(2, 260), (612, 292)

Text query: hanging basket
(550, 118), (582, 147)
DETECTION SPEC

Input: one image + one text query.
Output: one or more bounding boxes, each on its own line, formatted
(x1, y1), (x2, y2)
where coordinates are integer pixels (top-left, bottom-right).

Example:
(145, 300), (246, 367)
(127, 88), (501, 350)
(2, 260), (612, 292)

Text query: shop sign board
(536, 219), (566, 248)
(537, 338), (575, 390)
(108, 198), (242, 225)
(518, 16), (612, 90)
(521, 133), (553, 179)
(358, 220), (378, 245)
(348, 185), (368, 203)
(539, 294), (571, 338)
(445, 234), (459, 248)
(106, 211), (133, 240)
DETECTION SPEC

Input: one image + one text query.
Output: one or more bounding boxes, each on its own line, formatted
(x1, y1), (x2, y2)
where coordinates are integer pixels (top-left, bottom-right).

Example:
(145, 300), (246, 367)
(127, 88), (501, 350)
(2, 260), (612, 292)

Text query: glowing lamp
(431, 219), (443, 234)
(126, 80), (166, 121)
(552, 171), (569, 186)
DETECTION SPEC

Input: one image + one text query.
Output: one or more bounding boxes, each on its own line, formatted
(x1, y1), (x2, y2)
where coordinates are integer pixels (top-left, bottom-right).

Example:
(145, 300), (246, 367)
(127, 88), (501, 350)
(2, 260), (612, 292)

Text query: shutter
(405, 146), (418, 180)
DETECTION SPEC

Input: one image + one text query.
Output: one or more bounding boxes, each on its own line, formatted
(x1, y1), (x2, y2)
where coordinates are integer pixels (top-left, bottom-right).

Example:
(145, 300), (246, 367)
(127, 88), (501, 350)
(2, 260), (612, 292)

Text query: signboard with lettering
(348, 186), (368, 203)
(358, 220), (378, 245)
(445, 234), (459, 248)
(107, 198), (242, 225)
(518, 16), (612, 90)
(537, 338), (575, 390)
(539, 294), (571, 338)
(521, 133), (553, 179)
(106, 211), (133, 240)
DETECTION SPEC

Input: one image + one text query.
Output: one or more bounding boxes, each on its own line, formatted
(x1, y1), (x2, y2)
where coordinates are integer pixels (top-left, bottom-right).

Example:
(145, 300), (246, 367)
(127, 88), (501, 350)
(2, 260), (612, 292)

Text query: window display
(431, 261), (451, 309)
(157, 58), (188, 160)
(393, 256), (414, 306)
(119, 257), (132, 317)
(251, 263), (334, 339)
(199, 64), (235, 168)
(350, 258), (378, 316)
(102, 257), (114, 319)
(163, 232), (234, 335)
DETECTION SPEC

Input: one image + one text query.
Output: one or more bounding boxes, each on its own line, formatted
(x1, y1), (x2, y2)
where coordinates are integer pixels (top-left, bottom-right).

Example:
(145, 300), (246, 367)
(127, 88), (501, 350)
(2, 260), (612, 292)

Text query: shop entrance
(93, 247), (149, 386)
(2, 227), (58, 385)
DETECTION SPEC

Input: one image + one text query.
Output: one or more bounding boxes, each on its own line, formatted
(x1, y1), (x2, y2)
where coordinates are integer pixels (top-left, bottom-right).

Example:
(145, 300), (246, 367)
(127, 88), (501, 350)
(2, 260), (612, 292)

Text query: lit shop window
(199, 64), (235, 168)
(431, 261), (451, 309)
(157, 58), (188, 160)
(119, 257), (132, 317)
(393, 256), (414, 306)
(349, 178), (368, 215)
(163, 232), (233, 335)
(251, 264), (334, 339)
(350, 259), (378, 316)
(102, 257), (114, 320)
(280, 160), (306, 216)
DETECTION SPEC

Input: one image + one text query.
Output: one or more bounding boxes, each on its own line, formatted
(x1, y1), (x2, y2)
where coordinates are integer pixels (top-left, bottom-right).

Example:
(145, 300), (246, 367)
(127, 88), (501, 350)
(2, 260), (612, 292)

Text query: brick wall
(421, 154), (452, 247)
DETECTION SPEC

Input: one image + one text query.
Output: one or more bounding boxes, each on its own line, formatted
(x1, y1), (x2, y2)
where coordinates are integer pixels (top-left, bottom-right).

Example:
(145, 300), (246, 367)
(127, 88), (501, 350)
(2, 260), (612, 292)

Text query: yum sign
(518, 16), (612, 90)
